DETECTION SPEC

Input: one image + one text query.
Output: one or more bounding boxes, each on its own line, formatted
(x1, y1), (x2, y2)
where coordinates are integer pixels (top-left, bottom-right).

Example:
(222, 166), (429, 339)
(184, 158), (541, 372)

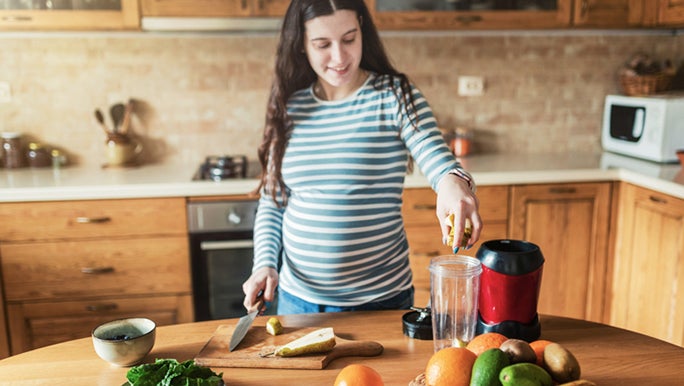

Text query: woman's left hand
(436, 174), (482, 252)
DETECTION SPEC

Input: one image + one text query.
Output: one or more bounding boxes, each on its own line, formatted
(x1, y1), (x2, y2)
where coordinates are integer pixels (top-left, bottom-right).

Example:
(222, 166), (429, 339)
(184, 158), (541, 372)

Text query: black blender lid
(476, 239), (545, 275)
(402, 307), (433, 340)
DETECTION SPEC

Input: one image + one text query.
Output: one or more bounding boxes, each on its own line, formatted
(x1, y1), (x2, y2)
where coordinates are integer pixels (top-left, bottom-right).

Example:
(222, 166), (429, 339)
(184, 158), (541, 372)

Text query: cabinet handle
(581, 0), (588, 17)
(455, 15), (483, 24)
(413, 204), (436, 210)
(75, 216), (111, 224)
(257, 0), (264, 11)
(241, 0), (248, 11)
(81, 266), (115, 274)
(1, 15), (33, 22)
(649, 195), (668, 204)
(548, 187), (577, 194)
(85, 303), (118, 312)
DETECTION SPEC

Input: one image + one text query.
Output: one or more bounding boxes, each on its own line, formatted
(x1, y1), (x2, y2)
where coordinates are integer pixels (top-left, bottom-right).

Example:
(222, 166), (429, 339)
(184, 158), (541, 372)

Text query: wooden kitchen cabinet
(0, 0), (139, 31)
(509, 182), (612, 323)
(0, 197), (193, 356)
(609, 183), (684, 347)
(368, 0), (573, 30)
(140, 0), (289, 17)
(404, 185), (509, 307)
(0, 276), (9, 359)
(572, 0), (647, 28)
(656, 0), (684, 26)
(6, 294), (192, 353)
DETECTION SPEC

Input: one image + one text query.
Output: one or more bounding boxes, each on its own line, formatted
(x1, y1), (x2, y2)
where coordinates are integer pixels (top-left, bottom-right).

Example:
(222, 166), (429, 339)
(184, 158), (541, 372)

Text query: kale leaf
(125, 358), (223, 386)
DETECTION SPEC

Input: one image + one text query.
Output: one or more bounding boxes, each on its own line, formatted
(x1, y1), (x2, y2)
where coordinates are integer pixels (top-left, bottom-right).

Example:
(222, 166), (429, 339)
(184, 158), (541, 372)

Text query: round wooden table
(0, 310), (682, 385)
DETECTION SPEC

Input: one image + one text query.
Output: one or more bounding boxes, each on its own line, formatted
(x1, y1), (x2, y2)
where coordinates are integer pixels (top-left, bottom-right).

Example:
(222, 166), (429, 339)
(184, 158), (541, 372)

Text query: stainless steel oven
(187, 199), (271, 321)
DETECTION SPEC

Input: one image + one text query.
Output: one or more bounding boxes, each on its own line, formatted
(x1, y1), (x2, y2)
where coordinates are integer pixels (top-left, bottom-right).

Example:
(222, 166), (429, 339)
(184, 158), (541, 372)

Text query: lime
(470, 348), (509, 386)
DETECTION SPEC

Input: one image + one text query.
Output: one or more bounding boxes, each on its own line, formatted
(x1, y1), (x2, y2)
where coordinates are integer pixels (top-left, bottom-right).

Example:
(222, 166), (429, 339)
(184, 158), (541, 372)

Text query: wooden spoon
(94, 109), (110, 135)
(119, 100), (133, 135)
(110, 103), (125, 133)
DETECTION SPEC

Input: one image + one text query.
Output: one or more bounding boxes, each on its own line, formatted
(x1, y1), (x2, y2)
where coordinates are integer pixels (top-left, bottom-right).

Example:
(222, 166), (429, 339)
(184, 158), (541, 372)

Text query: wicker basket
(619, 73), (674, 96)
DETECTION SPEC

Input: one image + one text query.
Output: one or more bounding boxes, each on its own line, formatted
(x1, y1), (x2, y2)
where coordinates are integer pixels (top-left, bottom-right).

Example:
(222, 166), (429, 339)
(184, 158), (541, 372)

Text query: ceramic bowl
(92, 317), (156, 367)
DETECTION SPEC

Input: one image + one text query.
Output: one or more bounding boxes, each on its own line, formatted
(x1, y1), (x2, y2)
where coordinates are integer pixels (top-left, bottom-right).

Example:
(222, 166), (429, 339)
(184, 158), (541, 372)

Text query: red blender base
(476, 313), (541, 342)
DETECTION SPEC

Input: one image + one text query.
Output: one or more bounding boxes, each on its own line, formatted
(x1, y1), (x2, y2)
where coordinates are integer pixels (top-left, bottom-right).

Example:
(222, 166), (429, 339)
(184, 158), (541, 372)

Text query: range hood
(141, 17), (282, 32)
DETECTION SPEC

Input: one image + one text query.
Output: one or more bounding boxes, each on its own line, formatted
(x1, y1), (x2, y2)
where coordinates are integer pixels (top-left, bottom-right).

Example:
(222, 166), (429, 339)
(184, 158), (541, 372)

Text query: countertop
(1, 310), (684, 385)
(1, 152), (683, 202)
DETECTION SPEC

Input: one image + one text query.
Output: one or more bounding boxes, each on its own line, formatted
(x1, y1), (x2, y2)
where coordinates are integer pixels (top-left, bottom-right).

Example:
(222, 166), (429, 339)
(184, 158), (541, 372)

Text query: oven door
(190, 231), (255, 321)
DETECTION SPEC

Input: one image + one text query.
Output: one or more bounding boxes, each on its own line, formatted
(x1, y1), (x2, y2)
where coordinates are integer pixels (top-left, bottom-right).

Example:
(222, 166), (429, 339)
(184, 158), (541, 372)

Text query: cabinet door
(0, 0), (139, 30)
(140, 0), (251, 17)
(368, 0), (572, 30)
(572, 0), (645, 28)
(610, 183), (684, 346)
(658, 0), (684, 26)
(0, 280), (9, 359)
(6, 294), (193, 354)
(140, 0), (289, 17)
(509, 182), (612, 322)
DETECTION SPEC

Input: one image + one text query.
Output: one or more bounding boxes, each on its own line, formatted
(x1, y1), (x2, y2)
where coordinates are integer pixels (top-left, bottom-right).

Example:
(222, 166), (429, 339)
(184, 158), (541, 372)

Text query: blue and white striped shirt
(253, 72), (463, 306)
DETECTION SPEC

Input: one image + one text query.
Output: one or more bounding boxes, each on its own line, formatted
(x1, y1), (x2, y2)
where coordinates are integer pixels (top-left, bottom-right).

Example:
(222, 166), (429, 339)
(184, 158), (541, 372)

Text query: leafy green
(125, 358), (224, 386)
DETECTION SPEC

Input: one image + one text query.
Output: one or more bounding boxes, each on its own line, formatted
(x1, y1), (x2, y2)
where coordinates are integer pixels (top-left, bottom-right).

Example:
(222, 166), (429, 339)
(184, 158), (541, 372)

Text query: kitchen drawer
(1, 236), (191, 302)
(6, 294), (193, 354)
(0, 197), (187, 242)
(402, 185), (509, 226)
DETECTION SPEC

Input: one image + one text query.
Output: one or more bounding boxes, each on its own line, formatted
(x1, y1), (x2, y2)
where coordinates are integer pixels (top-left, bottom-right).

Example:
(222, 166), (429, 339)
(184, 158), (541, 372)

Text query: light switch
(458, 76), (484, 96)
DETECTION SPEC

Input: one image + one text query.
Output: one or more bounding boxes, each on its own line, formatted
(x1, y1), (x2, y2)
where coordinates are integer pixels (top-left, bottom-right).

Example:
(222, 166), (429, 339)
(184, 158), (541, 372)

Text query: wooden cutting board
(194, 324), (383, 369)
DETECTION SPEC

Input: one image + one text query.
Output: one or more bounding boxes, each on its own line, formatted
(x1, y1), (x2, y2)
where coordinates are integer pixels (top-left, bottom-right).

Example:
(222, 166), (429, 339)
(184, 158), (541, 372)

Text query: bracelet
(447, 168), (476, 193)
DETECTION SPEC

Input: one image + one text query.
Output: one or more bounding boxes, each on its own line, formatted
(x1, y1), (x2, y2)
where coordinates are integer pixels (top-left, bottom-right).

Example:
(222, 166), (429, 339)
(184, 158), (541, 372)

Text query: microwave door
(610, 105), (645, 142)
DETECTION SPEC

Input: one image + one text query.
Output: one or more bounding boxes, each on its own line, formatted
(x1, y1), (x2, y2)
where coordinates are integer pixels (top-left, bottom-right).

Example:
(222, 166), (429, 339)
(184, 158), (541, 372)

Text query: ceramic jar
(104, 133), (142, 167)
(1, 132), (26, 168)
(27, 142), (52, 168)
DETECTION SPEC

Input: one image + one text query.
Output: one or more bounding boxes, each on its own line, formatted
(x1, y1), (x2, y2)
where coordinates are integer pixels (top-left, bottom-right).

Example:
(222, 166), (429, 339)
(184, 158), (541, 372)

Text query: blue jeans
(276, 287), (414, 315)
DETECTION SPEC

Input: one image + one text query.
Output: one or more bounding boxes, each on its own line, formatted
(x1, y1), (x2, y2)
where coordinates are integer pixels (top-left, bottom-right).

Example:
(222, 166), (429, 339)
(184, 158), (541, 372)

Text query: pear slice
(273, 327), (336, 357)
(266, 317), (283, 336)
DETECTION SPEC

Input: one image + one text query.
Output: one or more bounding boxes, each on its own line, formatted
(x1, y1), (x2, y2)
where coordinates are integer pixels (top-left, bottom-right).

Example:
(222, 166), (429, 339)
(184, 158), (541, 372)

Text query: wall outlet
(458, 76), (484, 96)
(0, 82), (12, 103)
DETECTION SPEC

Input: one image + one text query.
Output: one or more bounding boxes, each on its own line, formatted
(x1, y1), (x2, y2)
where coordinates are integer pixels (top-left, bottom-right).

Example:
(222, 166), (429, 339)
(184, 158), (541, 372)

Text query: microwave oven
(601, 94), (684, 163)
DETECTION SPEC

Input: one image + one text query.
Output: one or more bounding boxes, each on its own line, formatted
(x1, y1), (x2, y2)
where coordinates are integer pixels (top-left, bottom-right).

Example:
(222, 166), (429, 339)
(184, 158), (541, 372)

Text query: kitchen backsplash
(0, 30), (682, 168)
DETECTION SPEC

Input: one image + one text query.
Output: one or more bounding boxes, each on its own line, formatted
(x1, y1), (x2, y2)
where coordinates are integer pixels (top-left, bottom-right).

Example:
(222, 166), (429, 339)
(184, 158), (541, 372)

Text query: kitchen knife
(229, 298), (264, 351)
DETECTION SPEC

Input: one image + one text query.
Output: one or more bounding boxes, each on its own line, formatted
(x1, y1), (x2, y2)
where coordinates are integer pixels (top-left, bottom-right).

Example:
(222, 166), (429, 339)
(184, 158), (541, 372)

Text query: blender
(475, 239), (544, 342)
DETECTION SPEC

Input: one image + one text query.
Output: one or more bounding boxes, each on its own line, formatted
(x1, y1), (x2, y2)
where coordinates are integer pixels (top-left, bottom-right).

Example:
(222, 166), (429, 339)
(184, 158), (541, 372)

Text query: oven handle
(200, 239), (254, 251)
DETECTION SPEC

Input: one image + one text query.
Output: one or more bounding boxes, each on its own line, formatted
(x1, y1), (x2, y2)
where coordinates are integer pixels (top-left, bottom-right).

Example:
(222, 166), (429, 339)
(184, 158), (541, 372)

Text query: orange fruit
(466, 332), (508, 356)
(424, 347), (477, 386)
(333, 364), (384, 386)
(529, 339), (554, 366)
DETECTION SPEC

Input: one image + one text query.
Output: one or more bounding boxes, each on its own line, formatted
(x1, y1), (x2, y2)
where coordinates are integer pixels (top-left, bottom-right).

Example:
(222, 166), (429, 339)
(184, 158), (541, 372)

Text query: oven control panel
(187, 200), (258, 233)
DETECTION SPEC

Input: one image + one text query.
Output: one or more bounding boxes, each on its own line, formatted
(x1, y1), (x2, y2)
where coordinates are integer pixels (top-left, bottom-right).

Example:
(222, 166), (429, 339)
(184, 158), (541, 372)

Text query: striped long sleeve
(252, 73), (462, 306)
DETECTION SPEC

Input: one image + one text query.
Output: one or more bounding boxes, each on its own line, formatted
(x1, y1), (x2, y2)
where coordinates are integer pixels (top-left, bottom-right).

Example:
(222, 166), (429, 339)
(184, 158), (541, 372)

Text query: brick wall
(0, 30), (681, 167)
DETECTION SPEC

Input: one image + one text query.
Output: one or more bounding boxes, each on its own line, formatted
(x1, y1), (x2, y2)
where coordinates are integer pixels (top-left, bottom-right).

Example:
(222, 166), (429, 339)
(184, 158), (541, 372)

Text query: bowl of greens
(92, 317), (156, 367)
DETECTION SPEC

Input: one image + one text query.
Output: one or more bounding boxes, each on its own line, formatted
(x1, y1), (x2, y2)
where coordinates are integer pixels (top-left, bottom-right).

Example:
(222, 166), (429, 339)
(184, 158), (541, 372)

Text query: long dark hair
(256, 0), (417, 203)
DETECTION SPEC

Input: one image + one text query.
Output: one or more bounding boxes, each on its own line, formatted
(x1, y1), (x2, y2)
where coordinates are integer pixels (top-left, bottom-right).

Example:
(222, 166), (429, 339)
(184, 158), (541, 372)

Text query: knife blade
(229, 298), (264, 351)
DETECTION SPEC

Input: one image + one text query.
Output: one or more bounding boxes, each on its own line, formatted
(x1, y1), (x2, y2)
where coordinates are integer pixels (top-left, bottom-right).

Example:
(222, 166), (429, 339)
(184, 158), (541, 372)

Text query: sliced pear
(266, 317), (283, 336)
(273, 327), (336, 357)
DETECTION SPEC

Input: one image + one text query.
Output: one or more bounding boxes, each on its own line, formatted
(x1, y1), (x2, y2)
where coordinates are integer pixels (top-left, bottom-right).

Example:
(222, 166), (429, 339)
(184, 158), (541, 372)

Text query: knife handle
(248, 297), (265, 314)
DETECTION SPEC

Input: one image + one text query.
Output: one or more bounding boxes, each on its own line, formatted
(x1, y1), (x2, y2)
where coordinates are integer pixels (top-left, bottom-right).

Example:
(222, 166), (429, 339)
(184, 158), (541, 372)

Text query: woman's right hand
(242, 266), (279, 312)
